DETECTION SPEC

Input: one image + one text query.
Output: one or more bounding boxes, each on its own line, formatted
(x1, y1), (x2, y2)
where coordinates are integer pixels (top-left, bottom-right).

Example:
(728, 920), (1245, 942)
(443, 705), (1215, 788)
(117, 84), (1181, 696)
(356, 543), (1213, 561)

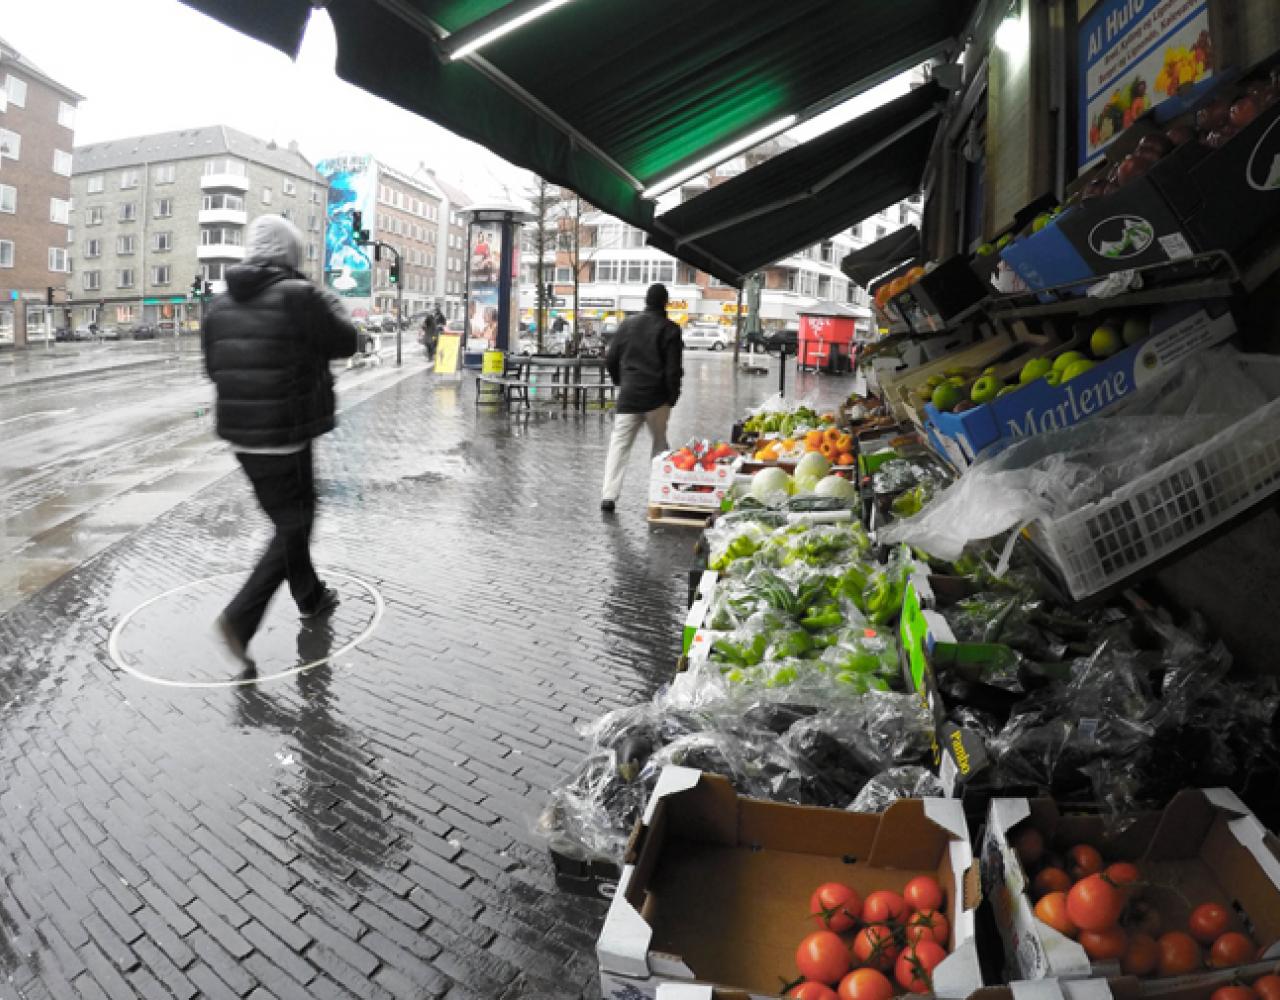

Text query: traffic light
(46, 286), (53, 306)
(191, 274), (202, 297)
(389, 258), (401, 285)
(352, 211), (369, 244)
(203, 281), (212, 297)
(545, 282), (553, 301)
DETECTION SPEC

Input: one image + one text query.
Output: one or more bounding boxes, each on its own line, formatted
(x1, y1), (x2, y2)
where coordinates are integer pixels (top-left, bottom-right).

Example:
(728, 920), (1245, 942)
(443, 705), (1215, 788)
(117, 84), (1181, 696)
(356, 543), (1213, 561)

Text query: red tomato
(895, 940), (947, 994)
(1034, 891), (1078, 938)
(811, 882), (862, 933)
(1253, 975), (1280, 1000)
(1033, 867), (1072, 896)
(1068, 844), (1105, 880)
(790, 984), (840, 1000)
(1013, 827), (1045, 868)
(796, 931), (851, 986)
(862, 890), (906, 925)
(853, 925), (900, 972)
(1123, 932), (1159, 976)
(1067, 874), (1125, 932)
(838, 967), (895, 1000)
(1211, 989), (1257, 1000)
(1080, 926), (1128, 960)
(1105, 862), (1140, 886)
(1210, 932), (1256, 969)
(1157, 931), (1203, 977)
(1189, 902), (1232, 944)
(905, 909), (949, 947)
(1124, 897), (1164, 939)
(903, 876), (944, 914)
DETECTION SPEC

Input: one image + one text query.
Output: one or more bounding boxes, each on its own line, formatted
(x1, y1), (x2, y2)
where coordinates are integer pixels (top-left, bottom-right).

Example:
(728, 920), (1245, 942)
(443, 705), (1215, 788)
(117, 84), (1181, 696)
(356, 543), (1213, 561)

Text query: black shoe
(215, 615), (255, 669)
(300, 585), (339, 620)
(600, 499), (616, 513)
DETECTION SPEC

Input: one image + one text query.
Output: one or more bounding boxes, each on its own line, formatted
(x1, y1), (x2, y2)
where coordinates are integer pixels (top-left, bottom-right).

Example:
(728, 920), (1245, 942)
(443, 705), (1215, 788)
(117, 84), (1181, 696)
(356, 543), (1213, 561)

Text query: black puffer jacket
(605, 308), (683, 414)
(202, 266), (357, 448)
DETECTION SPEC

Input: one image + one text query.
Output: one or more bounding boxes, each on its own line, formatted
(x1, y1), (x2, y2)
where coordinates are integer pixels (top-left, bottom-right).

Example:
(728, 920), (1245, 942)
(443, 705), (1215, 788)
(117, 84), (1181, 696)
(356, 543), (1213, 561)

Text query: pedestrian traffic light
(389, 258), (401, 285)
(46, 286), (53, 306)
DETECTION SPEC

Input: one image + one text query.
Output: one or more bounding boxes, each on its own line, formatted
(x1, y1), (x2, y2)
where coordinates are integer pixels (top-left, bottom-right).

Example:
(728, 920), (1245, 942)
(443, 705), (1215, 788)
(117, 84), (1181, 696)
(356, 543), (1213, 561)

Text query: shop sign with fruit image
(1088, 215), (1155, 259)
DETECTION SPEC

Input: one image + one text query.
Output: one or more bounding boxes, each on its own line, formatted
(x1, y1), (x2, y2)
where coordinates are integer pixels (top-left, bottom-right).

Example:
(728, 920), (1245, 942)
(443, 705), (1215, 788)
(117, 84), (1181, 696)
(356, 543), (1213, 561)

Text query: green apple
(1044, 371), (1063, 387)
(983, 365), (998, 375)
(997, 385), (1019, 397)
(970, 374), (1005, 404)
(948, 375), (966, 387)
(927, 374), (946, 387)
(1122, 315), (1150, 346)
(1090, 324), (1122, 359)
(1062, 359), (1097, 382)
(931, 382), (965, 412)
(1052, 350), (1087, 374)
(1019, 357), (1054, 383)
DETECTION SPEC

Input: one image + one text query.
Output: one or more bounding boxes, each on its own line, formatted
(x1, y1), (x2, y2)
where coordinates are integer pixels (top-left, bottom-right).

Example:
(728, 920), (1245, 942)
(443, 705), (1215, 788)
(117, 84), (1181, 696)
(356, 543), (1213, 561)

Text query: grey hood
(244, 214), (304, 270)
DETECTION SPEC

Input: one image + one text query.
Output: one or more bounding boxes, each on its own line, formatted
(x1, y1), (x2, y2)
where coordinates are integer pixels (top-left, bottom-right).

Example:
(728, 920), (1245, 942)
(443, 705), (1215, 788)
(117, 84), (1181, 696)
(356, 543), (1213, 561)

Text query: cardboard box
(652, 453), (734, 507)
(982, 792), (1280, 984)
(923, 303), (1236, 468)
(597, 767), (984, 1000)
(655, 987), (750, 1000)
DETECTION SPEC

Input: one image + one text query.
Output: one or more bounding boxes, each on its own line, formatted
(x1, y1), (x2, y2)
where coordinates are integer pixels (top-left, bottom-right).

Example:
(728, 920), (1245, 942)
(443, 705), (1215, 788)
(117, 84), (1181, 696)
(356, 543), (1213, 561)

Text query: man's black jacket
(605, 307), (684, 414)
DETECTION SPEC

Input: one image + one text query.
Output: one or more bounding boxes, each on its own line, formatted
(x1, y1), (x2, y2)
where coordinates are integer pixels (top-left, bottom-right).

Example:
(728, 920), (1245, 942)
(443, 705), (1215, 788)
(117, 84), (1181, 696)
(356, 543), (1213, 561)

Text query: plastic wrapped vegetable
(848, 767), (946, 813)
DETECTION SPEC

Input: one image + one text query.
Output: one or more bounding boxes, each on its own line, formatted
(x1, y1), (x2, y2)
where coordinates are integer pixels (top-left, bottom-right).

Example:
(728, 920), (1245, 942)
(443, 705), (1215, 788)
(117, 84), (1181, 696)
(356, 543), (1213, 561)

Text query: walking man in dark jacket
(600, 283), (683, 512)
(202, 215), (358, 664)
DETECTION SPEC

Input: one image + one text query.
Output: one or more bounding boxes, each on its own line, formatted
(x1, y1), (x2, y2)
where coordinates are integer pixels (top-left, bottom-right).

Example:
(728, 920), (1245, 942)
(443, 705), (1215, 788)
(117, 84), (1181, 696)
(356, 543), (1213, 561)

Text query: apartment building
(71, 126), (326, 331)
(369, 163), (442, 321)
(0, 37), (82, 346)
(422, 170), (472, 322)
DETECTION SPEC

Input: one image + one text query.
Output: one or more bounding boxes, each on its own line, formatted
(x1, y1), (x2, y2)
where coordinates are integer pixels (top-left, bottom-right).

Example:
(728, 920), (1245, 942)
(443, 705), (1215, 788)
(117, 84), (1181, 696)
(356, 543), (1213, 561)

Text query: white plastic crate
(1033, 395), (1280, 600)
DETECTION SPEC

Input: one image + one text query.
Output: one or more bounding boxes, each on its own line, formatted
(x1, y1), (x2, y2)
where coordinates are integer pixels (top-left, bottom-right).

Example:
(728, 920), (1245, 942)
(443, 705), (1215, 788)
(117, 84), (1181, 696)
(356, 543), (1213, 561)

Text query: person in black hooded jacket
(202, 214), (357, 665)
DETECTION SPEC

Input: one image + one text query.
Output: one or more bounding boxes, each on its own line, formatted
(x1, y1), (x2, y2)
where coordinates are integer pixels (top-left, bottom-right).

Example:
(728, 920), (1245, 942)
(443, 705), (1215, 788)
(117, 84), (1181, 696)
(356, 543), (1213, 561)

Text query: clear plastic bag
(848, 766), (946, 812)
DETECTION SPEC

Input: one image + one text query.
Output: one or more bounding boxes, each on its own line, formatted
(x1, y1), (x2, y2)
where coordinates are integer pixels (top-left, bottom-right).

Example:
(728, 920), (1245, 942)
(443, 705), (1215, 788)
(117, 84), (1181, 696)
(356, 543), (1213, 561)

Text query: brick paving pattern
(0, 357), (853, 999)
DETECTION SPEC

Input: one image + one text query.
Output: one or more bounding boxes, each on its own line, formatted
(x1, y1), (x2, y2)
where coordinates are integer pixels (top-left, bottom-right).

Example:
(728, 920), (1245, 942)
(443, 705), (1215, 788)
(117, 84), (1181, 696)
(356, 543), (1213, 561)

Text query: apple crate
(649, 452), (734, 503)
(1030, 393), (1280, 601)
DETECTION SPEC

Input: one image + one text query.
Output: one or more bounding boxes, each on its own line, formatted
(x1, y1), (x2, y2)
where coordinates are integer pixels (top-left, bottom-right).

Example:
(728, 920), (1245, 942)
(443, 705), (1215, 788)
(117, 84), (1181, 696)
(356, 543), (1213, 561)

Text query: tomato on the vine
(796, 931), (851, 986)
(1080, 926), (1128, 960)
(1122, 932), (1159, 976)
(903, 876), (944, 914)
(1034, 891), (1078, 938)
(789, 983), (840, 1000)
(1067, 844), (1105, 880)
(862, 890), (906, 925)
(853, 925), (900, 972)
(838, 967), (895, 1000)
(811, 882), (862, 933)
(1189, 902), (1232, 944)
(904, 909), (949, 947)
(1157, 931), (1203, 977)
(1066, 874), (1124, 931)
(1032, 867), (1072, 896)
(895, 940), (947, 994)
(1209, 931), (1255, 969)
(1105, 862), (1140, 886)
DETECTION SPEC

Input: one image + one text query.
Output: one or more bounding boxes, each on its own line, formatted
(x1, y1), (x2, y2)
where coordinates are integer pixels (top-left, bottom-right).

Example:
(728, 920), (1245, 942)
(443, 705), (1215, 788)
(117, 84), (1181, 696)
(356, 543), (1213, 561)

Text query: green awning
(181, 0), (975, 240)
(648, 83), (945, 285)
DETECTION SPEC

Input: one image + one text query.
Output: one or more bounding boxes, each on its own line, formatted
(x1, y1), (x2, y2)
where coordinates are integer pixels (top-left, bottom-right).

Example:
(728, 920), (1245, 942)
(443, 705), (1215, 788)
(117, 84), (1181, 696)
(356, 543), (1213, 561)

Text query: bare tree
(522, 176), (559, 352)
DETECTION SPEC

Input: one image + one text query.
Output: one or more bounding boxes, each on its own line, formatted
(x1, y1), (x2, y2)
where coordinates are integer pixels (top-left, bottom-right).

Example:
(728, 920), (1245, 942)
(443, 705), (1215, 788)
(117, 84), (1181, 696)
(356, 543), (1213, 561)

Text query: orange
(838, 452), (855, 467)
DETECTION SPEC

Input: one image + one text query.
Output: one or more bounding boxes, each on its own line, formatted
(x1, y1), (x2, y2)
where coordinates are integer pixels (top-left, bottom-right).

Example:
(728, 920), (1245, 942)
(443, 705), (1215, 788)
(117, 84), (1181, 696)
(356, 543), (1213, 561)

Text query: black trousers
(223, 445), (324, 644)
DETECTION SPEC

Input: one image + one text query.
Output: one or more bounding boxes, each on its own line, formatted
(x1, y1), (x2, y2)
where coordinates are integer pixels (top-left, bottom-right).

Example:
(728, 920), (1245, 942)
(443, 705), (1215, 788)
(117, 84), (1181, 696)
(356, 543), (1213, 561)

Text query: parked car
(681, 323), (732, 351)
(97, 325), (120, 340)
(130, 324), (158, 340)
(53, 326), (73, 342)
(744, 326), (799, 355)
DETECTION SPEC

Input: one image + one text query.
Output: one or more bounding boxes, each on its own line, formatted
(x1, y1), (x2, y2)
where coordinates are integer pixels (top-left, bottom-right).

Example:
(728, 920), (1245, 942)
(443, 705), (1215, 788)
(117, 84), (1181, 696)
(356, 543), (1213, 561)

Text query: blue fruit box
(922, 303), (1236, 469)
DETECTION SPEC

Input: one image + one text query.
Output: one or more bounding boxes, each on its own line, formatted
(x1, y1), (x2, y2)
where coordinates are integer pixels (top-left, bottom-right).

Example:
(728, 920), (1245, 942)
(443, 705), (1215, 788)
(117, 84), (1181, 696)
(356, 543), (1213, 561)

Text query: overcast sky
(4, 0), (914, 210)
(3, 0), (534, 202)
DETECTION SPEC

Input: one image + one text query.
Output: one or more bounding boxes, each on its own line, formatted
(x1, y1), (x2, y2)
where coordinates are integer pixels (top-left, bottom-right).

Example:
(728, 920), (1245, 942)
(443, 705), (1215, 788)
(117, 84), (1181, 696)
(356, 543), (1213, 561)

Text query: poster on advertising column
(1079, 0), (1213, 168)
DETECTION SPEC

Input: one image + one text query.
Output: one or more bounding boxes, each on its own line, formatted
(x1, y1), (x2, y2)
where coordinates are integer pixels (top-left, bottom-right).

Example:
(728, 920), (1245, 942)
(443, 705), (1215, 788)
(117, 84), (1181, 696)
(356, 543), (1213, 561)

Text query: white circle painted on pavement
(107, 569), (384, 689)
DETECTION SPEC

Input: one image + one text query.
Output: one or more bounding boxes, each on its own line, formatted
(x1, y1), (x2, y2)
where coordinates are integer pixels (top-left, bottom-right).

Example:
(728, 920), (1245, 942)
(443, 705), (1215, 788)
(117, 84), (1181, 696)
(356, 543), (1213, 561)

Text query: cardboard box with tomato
(982, 791), (1280, 986)
(652, 447), (737, 510)
(596, 767), (984, 1000)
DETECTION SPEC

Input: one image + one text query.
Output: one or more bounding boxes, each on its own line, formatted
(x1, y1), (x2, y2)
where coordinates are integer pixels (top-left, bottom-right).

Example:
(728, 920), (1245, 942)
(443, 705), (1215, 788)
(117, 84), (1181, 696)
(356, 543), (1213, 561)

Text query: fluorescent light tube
(449, 0), (576, 60)
(642, 115), (798, 199)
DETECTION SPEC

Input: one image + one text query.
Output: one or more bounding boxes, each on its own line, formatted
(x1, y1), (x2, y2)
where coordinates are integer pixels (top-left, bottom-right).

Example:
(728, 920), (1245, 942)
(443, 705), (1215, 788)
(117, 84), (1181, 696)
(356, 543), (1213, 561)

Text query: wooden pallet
(646, 502), (717, 528)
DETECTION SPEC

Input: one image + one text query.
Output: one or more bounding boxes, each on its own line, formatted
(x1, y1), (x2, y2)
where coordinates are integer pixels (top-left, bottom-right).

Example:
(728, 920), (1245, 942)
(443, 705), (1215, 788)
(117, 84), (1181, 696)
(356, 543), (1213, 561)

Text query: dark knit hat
(645, 283), (669, 309)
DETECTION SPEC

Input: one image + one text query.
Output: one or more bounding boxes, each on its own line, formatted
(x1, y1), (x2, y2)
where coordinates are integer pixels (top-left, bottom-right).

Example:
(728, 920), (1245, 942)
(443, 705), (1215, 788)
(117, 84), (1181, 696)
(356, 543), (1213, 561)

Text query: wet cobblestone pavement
(0, 354), (855, 999)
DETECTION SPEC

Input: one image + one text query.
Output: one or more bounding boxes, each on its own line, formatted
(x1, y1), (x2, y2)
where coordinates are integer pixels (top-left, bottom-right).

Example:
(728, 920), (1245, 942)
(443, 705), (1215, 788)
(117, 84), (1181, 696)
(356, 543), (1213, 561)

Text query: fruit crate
(1031, 393), (1280, 601)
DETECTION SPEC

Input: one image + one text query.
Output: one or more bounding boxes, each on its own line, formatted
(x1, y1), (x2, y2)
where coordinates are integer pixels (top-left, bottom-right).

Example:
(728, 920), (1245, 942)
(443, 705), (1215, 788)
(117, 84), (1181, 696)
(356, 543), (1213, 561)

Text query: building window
(307, 243), (318, 261)
(0, 184), (14, 214)
(117, 235), (136, 255)
(120, 203), (137, 222)
(49, 248), (69, 272)
(87, 175), (104, 194)
(50, 198), (70, 225)
(0, 241), (13, 268)
(202, 262), (225, 282)
(283, 178), (296, 196)
(120, 169), (140, 190)
(58, 101), (76, 128)
(201, 193), (244, 211)
(154, 164), (175, 184)
(86, 206), (103, 226)
(152, 232), (171, 252)
(154, 198), (173, 218)
(85, 238), (101, 258)
(281, 208), (292, 222)
(310, 188), (321, 204)
(899, 205), (909, 224)
(117, 269), (135, 289)
(0, 128), (20, 161)
(261, 187), (272, 205)
(151, 265), (171, 286)
(876, 226), (887, 240)
(83, 270), (100, 291)
(308, 213), (319, 231)
(52, 150), (73, 177)
(4, 75), (27, 108)
(200, 228), (242, 246)
(203, 159), (246, 176)
(555, 267), (572, 283)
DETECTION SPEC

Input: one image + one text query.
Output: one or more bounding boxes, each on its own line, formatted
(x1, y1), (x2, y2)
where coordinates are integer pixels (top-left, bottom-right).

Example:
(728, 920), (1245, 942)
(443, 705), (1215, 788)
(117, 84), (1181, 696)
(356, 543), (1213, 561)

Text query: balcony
(197, 243), (246, 261)
(198, 208), (247, 226)
(200, 172), (250, 192)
